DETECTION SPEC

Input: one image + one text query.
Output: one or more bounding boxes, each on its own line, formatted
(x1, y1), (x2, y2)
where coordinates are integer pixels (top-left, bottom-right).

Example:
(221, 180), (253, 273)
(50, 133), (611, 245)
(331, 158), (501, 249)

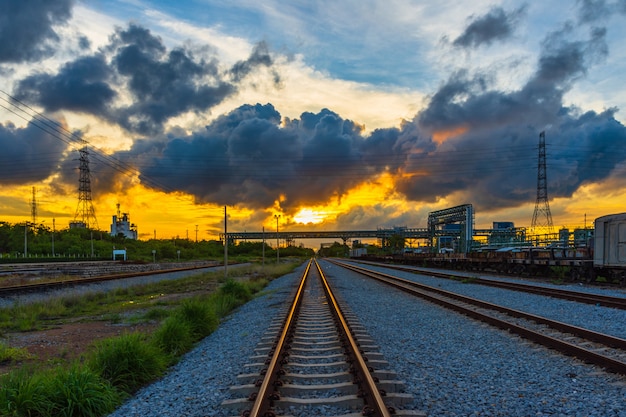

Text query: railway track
(331, 259), (626, 376)
(221, 259), (424, 417)
(352, 259), (626, 310)
(0, 261), (220, 296)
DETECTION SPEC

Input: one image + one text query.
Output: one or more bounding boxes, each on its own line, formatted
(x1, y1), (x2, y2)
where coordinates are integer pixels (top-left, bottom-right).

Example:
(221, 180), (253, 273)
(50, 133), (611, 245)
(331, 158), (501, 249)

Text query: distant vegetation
(0, 221), (314, 262)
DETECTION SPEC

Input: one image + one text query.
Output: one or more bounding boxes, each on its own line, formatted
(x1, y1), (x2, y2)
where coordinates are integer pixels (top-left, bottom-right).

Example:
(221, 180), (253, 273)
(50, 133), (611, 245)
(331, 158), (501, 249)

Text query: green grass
(0, 342), (33, 363)
(87, 332), (168, 394)
(46, 366), (121, 417)
(151, 317), (194, 357)
(0, 368), (50, 416)
(0, 259), (304, 417)
(175, 298), (219, 339)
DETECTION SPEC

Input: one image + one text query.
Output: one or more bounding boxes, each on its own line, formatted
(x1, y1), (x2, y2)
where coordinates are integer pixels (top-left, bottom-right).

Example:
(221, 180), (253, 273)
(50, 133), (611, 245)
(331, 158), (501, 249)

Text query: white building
(110, 204), (138, 239)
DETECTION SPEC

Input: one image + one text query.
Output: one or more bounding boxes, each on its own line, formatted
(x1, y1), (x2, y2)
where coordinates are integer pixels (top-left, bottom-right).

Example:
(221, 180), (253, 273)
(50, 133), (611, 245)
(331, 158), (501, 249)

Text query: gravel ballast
(107, 259), (625, 416)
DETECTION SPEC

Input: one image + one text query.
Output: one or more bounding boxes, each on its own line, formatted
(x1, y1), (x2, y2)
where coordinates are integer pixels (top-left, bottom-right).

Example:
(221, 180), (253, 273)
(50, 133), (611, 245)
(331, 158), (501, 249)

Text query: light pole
(274, 214), (281, 264)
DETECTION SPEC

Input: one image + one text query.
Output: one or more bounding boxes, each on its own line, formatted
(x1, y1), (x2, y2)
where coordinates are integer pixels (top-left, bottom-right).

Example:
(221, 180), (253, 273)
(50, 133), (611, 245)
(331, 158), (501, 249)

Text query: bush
(175, 299), (218, 339)
(219, 279), (252, 303)
(0, 369), (49, 416)
(212, 293), (240, 318)
(151, 317), (194, 357)
(47, 366), (120, 417)
(88, 332), (167, 394)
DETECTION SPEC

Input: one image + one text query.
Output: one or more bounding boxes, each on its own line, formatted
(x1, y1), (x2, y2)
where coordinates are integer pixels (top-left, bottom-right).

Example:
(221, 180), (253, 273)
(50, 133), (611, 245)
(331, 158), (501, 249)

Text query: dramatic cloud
(0, 121), (69, 185)
(453, 6), (526, 49)
(15, 55), (116, 114)
(394, 25), (624, 210)
(78, 21), (626, 218)
(0, 0), (74, 63)
(101, 104), (402, 213)
(14, 23), (278, 136)
(3, 2), (626, 230)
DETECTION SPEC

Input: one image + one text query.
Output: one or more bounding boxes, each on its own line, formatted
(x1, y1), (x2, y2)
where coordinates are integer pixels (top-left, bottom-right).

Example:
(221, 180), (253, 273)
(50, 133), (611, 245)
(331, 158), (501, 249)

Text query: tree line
(0, 221), (313, 263)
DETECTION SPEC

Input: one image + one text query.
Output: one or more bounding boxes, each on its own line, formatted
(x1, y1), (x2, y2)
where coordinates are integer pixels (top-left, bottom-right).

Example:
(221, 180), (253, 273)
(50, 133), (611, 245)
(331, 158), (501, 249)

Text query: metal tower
(73, 146), (99, 229)
(531, 131), (553, 234)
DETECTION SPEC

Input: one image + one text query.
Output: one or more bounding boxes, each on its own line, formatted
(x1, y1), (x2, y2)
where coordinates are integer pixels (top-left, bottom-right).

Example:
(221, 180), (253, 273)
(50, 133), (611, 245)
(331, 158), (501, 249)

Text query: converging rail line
(0, 261), (220, 297)
(353, 260), (626, 310)
(221, 258), (424, 417)
(330, 259), (626, 376)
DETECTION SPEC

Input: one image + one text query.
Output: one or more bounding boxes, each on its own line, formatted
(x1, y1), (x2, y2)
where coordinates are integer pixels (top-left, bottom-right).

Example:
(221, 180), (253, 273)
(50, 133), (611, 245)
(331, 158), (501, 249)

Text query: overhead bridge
(222, 205), (525, 249)
(222, 228), (430, 245)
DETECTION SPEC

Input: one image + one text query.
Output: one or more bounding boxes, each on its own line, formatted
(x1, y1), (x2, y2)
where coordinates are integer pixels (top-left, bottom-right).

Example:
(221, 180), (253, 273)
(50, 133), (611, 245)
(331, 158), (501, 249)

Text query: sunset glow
(293, 208), (328, 225)
(1, 1), (625, 247)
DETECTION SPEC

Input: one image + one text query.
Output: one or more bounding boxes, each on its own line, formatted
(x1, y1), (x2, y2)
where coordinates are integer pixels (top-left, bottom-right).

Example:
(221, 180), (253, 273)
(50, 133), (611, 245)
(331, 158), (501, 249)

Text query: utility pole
(31, 187), (37, 225)
(195, 224), (198, 243)
(274, 214), (281, 264)
(52, 218), (55, 257)
(224, 206), (228, 278)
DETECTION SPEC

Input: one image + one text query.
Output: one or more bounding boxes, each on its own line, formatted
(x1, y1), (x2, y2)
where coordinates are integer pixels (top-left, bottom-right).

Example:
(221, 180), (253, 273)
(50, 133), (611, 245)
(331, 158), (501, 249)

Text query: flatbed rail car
(363, 248), (598, 282)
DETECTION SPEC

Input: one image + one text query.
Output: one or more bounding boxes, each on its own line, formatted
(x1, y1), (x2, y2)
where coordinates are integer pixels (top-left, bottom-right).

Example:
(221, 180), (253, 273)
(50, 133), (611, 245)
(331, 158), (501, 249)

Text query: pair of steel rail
(245, 258), (392, 417)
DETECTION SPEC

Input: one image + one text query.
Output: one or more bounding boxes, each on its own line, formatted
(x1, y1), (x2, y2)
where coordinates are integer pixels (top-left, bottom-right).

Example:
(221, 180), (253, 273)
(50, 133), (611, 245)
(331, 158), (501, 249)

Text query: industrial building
(110, 204), (138, 239)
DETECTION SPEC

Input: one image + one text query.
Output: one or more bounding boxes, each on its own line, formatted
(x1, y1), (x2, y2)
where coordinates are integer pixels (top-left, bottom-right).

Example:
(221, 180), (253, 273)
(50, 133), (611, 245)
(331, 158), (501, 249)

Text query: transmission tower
(73, 146), (99, 229)
(530, 131), (554, 234)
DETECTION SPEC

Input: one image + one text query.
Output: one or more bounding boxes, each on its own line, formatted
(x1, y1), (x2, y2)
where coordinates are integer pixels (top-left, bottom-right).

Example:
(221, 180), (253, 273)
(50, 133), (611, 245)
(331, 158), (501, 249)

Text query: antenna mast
(530, 131), (554, 235)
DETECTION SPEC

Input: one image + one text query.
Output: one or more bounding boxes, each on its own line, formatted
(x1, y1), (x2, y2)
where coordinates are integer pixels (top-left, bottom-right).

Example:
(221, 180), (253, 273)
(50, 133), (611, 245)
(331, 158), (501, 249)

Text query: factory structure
(110, 203), (138, 239)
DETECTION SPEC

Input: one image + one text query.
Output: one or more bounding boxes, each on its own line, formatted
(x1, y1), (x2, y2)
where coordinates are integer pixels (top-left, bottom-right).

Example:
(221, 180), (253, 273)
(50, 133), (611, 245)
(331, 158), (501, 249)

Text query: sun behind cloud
(293, 208), (328, 225)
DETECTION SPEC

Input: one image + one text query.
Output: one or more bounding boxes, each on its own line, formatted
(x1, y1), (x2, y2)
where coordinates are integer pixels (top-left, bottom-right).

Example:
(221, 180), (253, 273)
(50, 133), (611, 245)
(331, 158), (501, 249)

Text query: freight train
(357, 212), (626, 285)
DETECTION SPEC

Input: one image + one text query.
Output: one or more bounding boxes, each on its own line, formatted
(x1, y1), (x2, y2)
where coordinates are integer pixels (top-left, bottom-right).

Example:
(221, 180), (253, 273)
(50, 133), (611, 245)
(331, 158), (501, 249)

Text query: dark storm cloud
(109, 24), (234, 135)
(15, 55), (116, 114)
(394, 25), (625, 211)
(100, 24), (626, 216)
(12, 23), (280, 136)
(0, 121), (69, 184)
(0, 0), (73, 63)
(453, 6), (526, 49)
(110, 104), (401, 213)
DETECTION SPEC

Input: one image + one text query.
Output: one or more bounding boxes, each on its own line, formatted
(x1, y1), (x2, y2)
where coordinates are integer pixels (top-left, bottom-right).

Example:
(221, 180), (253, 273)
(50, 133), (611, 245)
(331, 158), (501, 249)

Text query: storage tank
(594, 213), (626, 267)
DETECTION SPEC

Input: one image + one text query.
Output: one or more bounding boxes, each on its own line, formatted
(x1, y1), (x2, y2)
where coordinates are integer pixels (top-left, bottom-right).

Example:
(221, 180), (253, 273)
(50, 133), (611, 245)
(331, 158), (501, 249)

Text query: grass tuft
(151, 317), (193, 357)
(175, 298), (218, 339)
(47, 365), (121, 417)
(88, 332), (167, 394)
(219, 279), (252, 304)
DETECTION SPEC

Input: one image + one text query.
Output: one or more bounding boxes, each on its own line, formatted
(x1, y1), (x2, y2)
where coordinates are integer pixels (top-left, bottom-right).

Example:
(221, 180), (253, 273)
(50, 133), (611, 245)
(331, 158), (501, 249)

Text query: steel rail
(0, 262), (221, 296)
(332, 259), (626, 375)
(246, 259), (312, 417)
(353, 260), (626, 310)
(315, 259), (392, 417)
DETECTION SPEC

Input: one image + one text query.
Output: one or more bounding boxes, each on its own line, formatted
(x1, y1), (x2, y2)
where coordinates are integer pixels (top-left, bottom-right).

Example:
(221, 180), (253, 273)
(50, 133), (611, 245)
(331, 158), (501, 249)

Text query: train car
(594, 213), (626, 284)
(355, 213), (626, 285)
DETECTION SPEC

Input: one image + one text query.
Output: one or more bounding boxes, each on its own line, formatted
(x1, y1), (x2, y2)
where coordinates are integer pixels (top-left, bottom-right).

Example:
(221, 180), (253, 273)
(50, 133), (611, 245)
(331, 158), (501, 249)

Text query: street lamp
(274, 214), (281, 264)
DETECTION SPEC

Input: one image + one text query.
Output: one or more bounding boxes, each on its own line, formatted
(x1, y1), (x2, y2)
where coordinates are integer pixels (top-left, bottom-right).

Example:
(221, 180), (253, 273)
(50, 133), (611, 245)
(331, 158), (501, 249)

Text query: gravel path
(107, 259), (625, 416)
